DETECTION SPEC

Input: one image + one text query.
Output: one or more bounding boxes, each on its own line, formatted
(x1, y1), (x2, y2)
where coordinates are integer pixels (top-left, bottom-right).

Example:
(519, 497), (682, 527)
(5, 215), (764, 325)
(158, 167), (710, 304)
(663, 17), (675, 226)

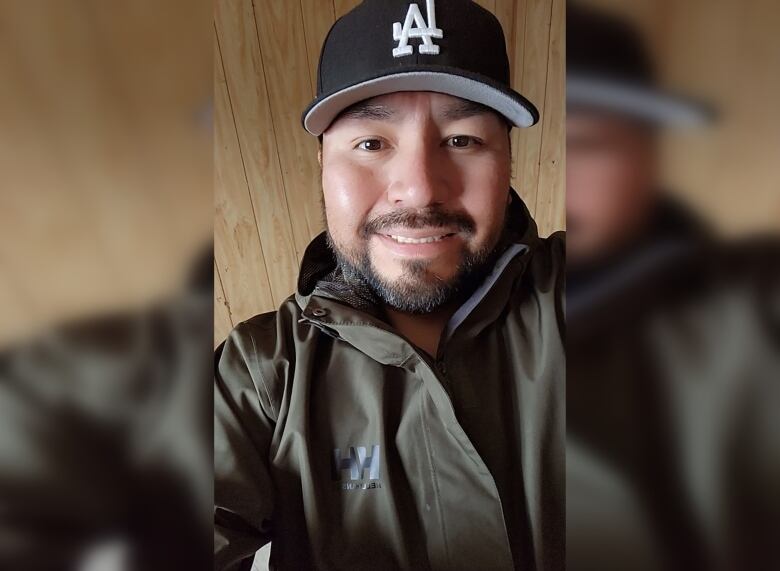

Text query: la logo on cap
(392, 0), (443, 58)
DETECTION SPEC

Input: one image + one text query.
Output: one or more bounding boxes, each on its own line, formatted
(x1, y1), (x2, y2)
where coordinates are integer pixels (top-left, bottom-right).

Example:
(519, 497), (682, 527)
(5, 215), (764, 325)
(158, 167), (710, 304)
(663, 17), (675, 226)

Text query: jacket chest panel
(267, 343), (516, 571)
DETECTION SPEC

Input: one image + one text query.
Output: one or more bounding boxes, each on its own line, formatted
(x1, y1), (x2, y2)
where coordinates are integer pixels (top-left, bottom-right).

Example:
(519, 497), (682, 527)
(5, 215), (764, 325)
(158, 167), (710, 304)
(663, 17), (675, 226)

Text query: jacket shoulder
(541, 230), (566, 261)
(520, 232), (566, 324)
(215, 297), (302, 423)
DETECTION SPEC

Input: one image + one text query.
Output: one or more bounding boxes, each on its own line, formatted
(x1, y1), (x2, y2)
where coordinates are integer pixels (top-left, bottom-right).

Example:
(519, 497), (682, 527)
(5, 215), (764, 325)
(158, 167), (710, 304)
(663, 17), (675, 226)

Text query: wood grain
(214, 261), (234, 347)
(253, 0), (324, 257)
(495, 0), (518, 73)
(214, 36), (276, 326)
(533, 0), (565, 233)
(513, 0), (553, 214)
(300, 0), (336, 93)
(214, 0), (299, 310)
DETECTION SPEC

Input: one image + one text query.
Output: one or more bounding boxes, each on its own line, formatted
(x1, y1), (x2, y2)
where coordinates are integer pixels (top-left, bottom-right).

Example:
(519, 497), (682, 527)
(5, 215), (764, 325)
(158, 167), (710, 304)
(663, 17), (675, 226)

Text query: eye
(355, 139), (384, 151)
(446, 135), (481, 148)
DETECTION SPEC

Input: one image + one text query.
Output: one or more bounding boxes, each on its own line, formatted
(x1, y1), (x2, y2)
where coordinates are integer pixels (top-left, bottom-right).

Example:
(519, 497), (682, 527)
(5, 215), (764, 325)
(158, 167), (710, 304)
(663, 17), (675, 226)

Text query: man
(214, 1), (564, 570)
(565, 4), (779, 570)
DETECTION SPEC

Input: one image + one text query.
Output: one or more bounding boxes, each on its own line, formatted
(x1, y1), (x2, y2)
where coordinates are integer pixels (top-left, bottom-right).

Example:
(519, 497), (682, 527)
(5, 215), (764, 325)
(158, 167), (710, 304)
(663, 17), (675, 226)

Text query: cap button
(310, 308), (329, 318)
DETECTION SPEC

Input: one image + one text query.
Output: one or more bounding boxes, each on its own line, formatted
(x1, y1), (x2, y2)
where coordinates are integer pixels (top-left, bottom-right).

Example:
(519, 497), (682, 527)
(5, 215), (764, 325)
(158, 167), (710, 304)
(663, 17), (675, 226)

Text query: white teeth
(388, 234), (449, 244)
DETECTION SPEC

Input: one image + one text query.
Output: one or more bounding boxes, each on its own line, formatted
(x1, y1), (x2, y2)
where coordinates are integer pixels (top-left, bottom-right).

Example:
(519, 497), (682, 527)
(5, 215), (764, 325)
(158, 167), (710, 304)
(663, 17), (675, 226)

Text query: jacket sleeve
(214, 324), (277, 570)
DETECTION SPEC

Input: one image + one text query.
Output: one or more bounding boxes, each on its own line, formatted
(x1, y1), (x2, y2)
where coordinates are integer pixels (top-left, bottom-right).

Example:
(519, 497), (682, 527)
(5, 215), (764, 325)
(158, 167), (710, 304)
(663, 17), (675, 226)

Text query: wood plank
(300, 0), (336, 94)
(533, 0), (564, 237)
(509, 0), (529, 188)
(214, 31), (277, 323)
(214, 0), (299, 308)
(253, 0), (325, 255)
(511, 0), (530, 90)
(495, 0), (517, 73)
(512, 0), (553, 220)
(496, 0), (521, 204)
(333, 0), (362, 19)
(214, 261), (235, 346)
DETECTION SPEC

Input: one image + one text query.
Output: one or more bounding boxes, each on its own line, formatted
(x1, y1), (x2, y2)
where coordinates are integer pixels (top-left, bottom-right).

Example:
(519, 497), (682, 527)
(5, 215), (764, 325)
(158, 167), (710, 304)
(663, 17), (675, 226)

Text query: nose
(386, 140), (451, 208)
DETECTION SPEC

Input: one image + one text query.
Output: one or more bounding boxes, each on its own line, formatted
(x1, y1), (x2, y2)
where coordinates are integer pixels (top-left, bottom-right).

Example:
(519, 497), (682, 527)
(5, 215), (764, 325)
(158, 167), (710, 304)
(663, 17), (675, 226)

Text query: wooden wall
(214, 0), (565, 344)
(0, 0), (212, 346)
(580, 0), (780, 235)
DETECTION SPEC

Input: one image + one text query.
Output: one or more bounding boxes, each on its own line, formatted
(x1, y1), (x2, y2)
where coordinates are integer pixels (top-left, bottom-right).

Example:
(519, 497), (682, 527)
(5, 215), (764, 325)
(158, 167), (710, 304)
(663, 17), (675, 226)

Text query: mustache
(360, 207), (476, 238)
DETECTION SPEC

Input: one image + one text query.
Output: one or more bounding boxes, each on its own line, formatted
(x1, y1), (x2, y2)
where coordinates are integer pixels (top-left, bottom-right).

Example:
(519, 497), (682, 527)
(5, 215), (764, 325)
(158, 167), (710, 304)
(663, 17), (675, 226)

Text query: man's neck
(384, 304), (458, 359)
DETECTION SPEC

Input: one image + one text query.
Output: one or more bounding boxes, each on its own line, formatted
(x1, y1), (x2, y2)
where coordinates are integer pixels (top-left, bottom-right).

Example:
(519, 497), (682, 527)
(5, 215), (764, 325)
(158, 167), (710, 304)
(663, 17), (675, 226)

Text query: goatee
(327, 206), (508, 314)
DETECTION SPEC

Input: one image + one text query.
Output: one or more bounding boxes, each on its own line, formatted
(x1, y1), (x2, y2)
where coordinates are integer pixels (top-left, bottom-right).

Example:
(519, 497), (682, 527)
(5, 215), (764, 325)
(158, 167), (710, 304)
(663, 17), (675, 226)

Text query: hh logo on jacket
(332, 445), (383, 490)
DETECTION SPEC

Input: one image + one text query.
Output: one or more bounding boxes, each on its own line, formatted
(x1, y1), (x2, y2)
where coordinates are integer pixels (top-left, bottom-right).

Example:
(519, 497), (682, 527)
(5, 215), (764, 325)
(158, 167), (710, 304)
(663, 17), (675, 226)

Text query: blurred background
(566, 1), (779, 570)
(0, 0), (213, 347)
(0, 1), (212, 569)
(577, 0), (780, 234)
(214, 0), (565, 347)
(2, 0), (778, 569)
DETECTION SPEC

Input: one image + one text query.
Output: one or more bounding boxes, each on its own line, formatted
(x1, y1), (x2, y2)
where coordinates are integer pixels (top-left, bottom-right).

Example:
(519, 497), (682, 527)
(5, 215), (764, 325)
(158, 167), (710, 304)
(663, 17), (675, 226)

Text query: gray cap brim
(303, 70), (539, 136)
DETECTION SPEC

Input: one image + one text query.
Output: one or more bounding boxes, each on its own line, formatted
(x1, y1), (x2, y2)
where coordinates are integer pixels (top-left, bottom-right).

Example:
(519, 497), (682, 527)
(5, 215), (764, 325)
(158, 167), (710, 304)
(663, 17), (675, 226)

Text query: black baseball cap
(302, 0), (539, 136)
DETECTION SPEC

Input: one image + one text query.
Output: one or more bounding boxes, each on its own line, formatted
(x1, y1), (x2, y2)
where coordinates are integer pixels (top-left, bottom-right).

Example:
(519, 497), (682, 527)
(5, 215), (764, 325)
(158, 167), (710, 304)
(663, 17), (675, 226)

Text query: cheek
(457, 156), (510, 240)
(322, 160), (383, 242)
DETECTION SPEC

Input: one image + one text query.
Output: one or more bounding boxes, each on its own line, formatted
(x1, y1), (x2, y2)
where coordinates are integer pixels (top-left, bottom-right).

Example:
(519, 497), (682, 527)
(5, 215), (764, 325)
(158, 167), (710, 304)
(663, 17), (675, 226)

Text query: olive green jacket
(215, 196), (565, 570)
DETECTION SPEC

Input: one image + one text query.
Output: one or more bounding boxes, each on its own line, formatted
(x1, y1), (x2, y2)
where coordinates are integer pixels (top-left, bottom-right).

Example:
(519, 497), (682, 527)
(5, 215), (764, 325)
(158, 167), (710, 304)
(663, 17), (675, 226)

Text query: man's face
(567, 111), (658, 264)
(321, 91), (511, 313)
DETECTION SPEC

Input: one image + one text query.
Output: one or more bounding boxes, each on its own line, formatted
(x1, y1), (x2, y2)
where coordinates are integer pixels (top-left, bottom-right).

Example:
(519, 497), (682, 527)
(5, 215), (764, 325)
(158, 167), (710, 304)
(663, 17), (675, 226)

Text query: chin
(378, 258), (458, 283)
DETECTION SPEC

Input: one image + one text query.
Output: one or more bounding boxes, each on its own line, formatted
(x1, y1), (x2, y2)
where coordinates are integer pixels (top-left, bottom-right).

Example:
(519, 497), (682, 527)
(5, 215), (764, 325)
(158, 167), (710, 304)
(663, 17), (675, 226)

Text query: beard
(326, 206), (508, 314)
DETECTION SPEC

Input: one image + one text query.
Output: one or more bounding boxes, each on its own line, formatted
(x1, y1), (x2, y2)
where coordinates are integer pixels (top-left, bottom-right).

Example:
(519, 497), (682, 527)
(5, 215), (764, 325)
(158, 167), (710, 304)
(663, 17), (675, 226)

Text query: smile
(387, 233), (455, 244)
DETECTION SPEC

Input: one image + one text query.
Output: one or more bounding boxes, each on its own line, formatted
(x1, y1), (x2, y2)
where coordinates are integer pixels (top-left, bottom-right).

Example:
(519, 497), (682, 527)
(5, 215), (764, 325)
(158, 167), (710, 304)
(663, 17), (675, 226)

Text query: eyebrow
(440, 100), (493, 121)
(334, 98), (495, 123)
(337, 102), (395, 122)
